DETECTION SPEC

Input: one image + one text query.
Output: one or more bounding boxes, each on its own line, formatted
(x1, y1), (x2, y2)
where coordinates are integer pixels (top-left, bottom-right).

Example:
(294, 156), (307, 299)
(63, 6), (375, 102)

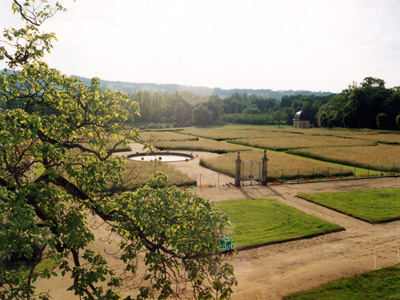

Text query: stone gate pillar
(235, 151), (242, 187)
(261, 149), (269, 186)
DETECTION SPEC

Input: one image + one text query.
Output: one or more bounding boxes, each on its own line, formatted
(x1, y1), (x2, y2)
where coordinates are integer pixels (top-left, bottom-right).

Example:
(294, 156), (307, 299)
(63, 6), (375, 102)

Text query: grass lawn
(298, 188), (400, 223)
(213, 198), (342, 249)
(283, 264), (400, 300)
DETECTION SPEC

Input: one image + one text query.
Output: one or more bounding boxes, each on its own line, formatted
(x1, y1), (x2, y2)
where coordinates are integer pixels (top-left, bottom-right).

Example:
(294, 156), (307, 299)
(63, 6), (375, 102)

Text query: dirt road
(194, 178), (400, 299)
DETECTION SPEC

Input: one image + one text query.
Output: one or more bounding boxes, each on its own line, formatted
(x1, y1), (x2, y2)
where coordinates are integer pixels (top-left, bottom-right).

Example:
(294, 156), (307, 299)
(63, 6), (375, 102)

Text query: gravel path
(194, 177), (400, 299)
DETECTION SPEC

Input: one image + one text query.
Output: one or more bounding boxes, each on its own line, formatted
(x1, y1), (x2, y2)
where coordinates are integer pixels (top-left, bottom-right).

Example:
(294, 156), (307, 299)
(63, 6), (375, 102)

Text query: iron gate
(241, 160), (262, 186)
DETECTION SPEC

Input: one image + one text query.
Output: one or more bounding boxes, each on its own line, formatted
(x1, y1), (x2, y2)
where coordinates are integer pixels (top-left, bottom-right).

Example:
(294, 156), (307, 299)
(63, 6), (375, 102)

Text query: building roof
(293, 110), (308, 121)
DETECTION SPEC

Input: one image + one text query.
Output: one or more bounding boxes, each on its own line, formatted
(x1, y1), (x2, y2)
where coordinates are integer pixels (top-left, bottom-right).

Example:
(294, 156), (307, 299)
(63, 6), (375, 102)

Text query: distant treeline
(130, 77), (400, 130)
(129, 90), (332, 127)
(73, 75), (331, 100)
(6, 70), (398, 130)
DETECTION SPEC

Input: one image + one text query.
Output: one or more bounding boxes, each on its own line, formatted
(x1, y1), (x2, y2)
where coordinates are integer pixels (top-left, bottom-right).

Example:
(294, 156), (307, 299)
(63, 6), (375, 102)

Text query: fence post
(250, 161), (253, 186)
(235, 151), (242, 187)
(261, 149), (269, 186)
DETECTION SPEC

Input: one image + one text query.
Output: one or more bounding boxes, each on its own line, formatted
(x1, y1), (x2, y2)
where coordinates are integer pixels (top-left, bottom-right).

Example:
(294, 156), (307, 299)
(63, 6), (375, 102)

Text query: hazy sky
(1, 0), (400, 92)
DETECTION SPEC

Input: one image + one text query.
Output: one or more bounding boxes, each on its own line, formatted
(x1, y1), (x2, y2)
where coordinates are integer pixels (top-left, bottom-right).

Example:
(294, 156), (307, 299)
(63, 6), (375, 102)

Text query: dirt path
(194, 177), (400, 299)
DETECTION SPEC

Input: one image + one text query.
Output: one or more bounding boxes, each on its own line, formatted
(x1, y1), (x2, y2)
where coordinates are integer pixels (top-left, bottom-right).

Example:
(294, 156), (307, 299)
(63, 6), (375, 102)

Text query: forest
(129, 76), (400, 130)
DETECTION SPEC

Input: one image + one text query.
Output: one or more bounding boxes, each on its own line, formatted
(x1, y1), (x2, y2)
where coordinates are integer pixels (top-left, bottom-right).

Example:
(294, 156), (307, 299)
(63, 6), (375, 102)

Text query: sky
(1, 0), (400, 93)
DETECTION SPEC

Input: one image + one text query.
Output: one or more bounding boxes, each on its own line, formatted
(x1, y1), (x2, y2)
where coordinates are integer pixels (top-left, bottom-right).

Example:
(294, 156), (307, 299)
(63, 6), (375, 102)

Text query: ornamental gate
(235, 150), (269, 187)
(241, 160), (262, 186)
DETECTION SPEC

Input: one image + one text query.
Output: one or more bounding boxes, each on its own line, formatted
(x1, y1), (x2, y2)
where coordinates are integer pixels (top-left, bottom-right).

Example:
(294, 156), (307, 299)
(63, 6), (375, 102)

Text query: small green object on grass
(219, 234), (234, 251)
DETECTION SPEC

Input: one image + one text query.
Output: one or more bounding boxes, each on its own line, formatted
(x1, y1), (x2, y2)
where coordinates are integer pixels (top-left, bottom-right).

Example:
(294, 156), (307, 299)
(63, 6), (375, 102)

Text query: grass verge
(213, 198), (342, 249)
(283, 264), (400, 300)
(298, 188), (400, 223)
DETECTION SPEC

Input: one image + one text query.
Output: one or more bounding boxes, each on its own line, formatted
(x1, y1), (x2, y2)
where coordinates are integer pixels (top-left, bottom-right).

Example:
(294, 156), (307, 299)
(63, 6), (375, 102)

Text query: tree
(396, 115), (400, 129)
(0, 1), (236, 299)
(192, 104), (213, 125)
(376, 113), (388, 129)
(270, 110), (287, 127)
(242, 106), (261, 114)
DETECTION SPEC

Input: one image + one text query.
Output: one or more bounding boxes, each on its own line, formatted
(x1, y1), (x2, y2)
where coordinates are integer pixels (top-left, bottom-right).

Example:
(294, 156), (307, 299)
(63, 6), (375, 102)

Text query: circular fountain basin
(127, 152), (194, 162)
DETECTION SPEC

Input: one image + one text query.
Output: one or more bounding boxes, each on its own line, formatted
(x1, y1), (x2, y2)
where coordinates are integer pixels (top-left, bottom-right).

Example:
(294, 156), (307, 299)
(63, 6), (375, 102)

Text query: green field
(298, 188), (400, 223)
(213, 198), (342, 249)
(283, 264), (400, 300)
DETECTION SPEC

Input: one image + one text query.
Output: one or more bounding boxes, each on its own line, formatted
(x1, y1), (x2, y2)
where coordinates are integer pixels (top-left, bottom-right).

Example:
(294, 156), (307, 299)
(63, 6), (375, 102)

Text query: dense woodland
(129, 77), (400, 130)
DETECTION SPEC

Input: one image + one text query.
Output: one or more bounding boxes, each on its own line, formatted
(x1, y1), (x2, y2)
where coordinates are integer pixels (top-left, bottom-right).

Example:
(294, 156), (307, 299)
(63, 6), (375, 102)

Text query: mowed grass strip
(283, 264), (400, 300)
(152, 138), (249, 153)
(298, 188), (400, 223)
(121, 160), (195, 189)
(213, 198), (342, 249)
(140, 131), (191, 142)
(140, 130), (249, 152)
(290, 145), (400, 172)
(182, 125), (395, 147)
(234, 135), (375, 151)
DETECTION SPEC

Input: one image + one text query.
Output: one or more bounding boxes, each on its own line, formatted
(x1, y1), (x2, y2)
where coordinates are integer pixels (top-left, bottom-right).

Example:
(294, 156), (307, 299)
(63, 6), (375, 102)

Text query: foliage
(192, 105), (213, 126)
(192, 97), (224, 126)
(298, 188), (400, 223)
(283, 264), (400, 300)
(131, 91), (192, 127)
(318, 78), (400, 129)
(0, 1), (236, 299)
(221, 93), (331, 126)
(222, 113), (271, 125)
(376, 112), (388, 129)
(214, 198), (342, 249)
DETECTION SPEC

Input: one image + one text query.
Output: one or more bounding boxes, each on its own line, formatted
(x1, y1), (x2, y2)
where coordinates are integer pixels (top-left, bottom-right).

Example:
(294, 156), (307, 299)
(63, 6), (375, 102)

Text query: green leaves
(107, 172), (236, 298)
(0, 1), (236, 299)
